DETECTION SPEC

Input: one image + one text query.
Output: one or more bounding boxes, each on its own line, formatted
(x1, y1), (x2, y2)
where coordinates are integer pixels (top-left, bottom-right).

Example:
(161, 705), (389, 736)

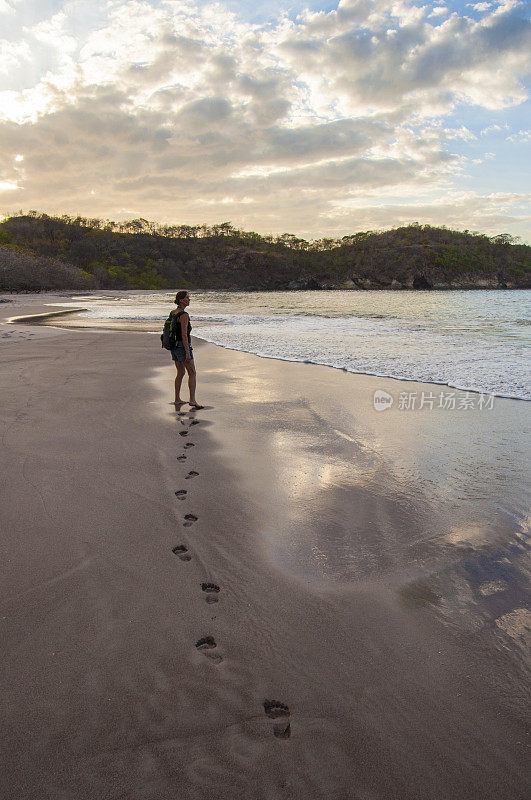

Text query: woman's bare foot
(189, 401), (204, 409)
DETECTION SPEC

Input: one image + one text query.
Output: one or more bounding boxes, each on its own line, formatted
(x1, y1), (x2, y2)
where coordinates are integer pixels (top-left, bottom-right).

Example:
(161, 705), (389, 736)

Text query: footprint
(185, 470), (199, 480)
(176, 455), (187, 462)
(177, 411), (188, 416)
(172, 545), (191, 561)
(183, 513), (198, 527)
(184, 442), (195, 449)
(201, 583), (220, 604)
(196, 636), (223, 664)
(263, 701), (291, 739)
(178, 431), (188, 437)
(189, 419), (200, 426)
(174, 489), (187, 499)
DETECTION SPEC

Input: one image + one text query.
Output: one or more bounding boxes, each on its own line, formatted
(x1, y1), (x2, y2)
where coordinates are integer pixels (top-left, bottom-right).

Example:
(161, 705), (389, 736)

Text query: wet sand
(0, 295), (529, 800)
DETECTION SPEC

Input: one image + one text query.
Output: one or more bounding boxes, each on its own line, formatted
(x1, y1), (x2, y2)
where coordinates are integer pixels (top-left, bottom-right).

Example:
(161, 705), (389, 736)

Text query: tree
(491, 233), (517, 246)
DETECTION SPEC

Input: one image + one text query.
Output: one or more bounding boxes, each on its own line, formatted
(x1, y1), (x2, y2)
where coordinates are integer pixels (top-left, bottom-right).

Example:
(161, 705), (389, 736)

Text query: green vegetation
(0, 212), (529, 291)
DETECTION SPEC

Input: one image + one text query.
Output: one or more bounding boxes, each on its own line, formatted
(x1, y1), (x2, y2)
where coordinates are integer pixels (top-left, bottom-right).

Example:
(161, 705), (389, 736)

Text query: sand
(0, 294), (529, 800)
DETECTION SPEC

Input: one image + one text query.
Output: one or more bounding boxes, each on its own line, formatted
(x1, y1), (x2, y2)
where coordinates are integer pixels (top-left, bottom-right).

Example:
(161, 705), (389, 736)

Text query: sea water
(59, 289), (530, 400)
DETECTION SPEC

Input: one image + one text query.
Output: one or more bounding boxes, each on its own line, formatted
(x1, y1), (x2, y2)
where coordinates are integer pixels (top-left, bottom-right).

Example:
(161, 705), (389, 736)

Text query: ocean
(56, 289), (530, 400)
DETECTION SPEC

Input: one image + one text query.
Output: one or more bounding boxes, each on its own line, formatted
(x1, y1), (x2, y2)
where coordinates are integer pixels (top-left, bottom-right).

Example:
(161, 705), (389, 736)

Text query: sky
(0, 0), (530, 240)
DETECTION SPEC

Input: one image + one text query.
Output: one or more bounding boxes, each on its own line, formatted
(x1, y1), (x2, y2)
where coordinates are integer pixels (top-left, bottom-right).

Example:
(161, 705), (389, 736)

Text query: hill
(0, 213), (529, 291)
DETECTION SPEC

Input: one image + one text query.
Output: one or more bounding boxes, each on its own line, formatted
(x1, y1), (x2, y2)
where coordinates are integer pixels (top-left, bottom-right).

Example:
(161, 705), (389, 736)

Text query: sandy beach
(0, 294), (529, 800)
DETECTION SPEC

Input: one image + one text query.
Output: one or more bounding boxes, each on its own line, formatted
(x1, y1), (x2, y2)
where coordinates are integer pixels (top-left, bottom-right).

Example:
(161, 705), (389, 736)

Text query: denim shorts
(171, 342), (193, 362)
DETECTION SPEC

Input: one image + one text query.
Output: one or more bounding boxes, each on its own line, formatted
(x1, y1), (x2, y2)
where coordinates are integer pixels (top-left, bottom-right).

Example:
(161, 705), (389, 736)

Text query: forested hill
(0, 213), (529, 291)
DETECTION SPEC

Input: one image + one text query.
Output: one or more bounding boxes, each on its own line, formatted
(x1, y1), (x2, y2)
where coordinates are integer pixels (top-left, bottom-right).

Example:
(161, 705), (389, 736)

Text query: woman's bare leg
(184, 361), (200, 406)
(174, 362), (186, 403)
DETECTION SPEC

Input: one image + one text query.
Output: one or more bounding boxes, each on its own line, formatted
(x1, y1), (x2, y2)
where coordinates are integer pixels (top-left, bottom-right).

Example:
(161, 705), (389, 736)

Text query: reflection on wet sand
(199, 344), (529, 682)
(400, 532), (530, 644)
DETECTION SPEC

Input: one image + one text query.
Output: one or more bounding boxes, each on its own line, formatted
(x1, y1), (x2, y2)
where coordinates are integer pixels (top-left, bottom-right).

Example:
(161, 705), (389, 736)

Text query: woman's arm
(180, 312), (191, 359)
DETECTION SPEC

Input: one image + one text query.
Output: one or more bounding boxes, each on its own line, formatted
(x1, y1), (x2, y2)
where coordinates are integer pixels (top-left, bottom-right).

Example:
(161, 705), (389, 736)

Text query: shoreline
(187, 335), (530, 400)
(0, 295), (529, 799)
(7, 307), (88, 324)
(8, 300), (529, 401)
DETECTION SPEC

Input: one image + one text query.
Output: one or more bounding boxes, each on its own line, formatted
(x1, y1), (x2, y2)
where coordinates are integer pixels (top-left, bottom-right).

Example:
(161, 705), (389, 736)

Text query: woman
(170, 290), (204, 409)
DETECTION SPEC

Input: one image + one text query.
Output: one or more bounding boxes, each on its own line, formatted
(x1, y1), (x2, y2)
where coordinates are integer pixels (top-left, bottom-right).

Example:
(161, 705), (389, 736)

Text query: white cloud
(480, 123), (508, 135)
(506, 129), (531, 142)
(323, 191), (530, 237)
(0, 38), (32, 75)
(0, 0), (22, 14)
(441, 125), (477, 141)
(0, 179), (21, 192)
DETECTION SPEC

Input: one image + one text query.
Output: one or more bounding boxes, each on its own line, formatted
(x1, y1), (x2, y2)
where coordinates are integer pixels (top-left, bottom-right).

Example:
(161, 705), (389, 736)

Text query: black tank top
(173, 310), (192, 344)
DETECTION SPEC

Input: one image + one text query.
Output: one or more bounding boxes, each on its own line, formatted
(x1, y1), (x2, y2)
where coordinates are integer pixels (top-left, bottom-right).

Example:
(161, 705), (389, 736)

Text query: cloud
(290, 2), (530, 112)
(441, 125), (477, 141)
(506, 129), (531, 141)
(0, 180), (20, 191)
(0, 0), (22, 14)
(323, 191), (530, 237)
(0, 0), (529, 239)
(0, 38), (31, 75)
(480, 123), (509, 135)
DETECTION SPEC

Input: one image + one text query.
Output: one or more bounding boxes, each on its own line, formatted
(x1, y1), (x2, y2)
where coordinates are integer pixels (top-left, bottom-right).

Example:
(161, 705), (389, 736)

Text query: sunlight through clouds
(0, 0), (529, 238)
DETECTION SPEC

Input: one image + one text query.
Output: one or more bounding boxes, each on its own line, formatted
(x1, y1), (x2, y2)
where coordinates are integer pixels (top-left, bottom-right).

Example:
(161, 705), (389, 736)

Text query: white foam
(57, 290), (530, 400)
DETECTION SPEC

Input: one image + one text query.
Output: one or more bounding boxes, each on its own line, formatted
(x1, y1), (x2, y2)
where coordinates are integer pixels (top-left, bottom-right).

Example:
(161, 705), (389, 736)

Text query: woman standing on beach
(170, 290), (203, 409)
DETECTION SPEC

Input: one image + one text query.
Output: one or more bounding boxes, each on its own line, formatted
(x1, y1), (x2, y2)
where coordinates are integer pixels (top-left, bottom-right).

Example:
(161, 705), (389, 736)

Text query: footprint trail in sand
(171, 402), (291, 738)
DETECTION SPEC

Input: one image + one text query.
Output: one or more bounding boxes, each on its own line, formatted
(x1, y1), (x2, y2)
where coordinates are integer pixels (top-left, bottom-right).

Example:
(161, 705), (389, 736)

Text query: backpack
(161, 312), (180, 350)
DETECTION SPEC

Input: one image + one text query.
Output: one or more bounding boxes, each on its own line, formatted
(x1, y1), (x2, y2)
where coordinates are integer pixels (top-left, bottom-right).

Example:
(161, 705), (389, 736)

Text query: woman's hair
(175, 290), (188, 304)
